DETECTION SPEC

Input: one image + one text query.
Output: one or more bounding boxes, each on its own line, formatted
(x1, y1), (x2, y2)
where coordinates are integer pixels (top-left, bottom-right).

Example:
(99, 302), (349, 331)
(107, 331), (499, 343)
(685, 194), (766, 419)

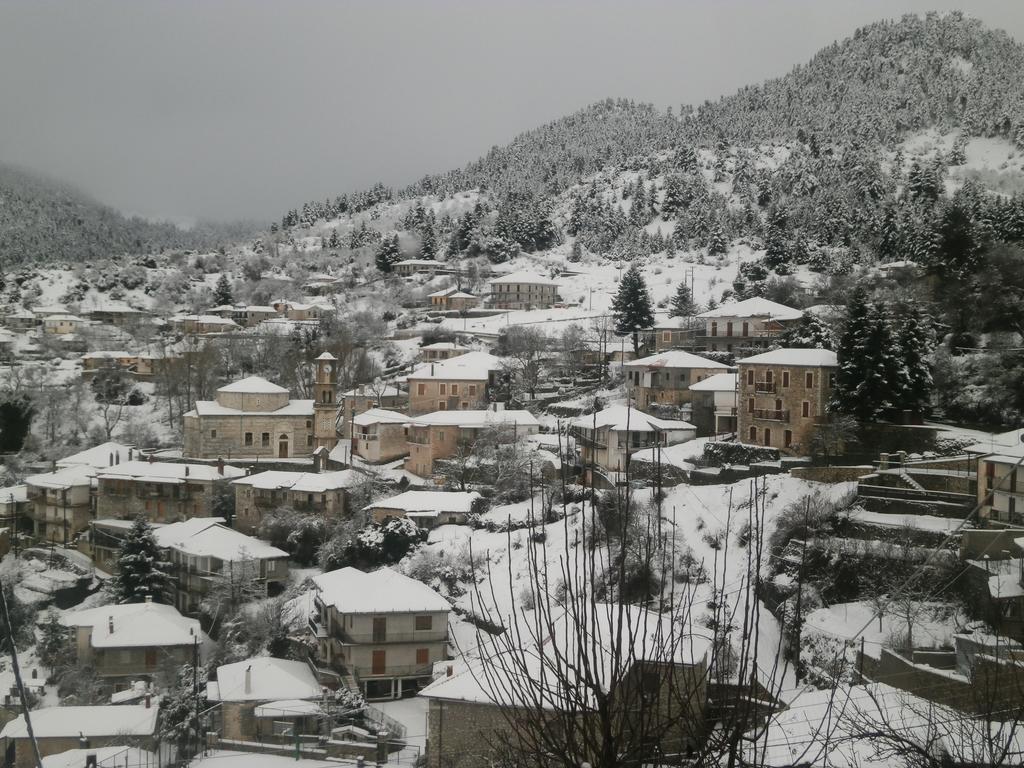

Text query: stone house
(966, 428), (1024, 527)
(231, 305), (280, 327)
(419, 342), (470, 362)
(404, 409), (540, 478)
(394, 259), (442, 277)
(42, 314), (86, 335)
(277, 301), (333, 322)
(350, 409), (410, 464)
(736, 348), (838, 455)
(427, 286), (458, 308)
(648, 315), (702, 352)
(231, 469), (364, 535)
(688, 373), (739, 437)
(206, 657), (324, 743)
(170, 314), (240, 335)
(486, 271), (560, 310)
(310, 567), (451, 700)
(364, 490), (481, 529)
(447, 291), (479, 312)
(406, 351), (506, 416)
(696, 297), (803, 353)
(570, 406), (696, 483)
(4, 308), (38, 331)
(183, 376), (318, 460)
(419, 603), (710, 768)
(24, 442), (136, 543)
(80, 351), (137, 377)
(94, 460), (245, 523)
(0, 485), (29, 534)
(339, 384), (405, 439)
(61, 600), (208, 683)
(0, 704), (160, 768)
(153, 517), (290, 615)
(80, 306), (149, 328)
(623, 350), (731, 408)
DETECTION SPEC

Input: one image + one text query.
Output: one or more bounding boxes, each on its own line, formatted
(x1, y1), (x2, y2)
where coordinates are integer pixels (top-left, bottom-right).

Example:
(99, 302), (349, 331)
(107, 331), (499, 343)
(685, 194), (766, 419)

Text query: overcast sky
(1, 1), (1023, 224)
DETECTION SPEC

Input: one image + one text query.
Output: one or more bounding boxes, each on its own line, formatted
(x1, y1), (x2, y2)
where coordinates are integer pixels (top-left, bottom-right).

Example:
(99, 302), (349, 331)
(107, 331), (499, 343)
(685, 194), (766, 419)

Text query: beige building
(231, 469), (364, 535)
(351, 409), (410, 464)
(404, 409), (540, 478)
(394, 259), (442, 277)
(61, 600), (208, 682)
(688, 372), (739, 437)
(623, 350), (731, 408)
(736, 348), (838, 455)
(486, 271), (560, 310)
(206, 657), (324, 743)
(407, 351), (506, 416)
(94, 460), (245, 523)
(310, 567), (451, 700)
(365, 490), (481, 528)
(42, 314), (86, 335)
(649, 315), (701, 352)
(696, 297), (803, 353)
(571, 406), (696, 482)
(339, 384), (405, 439)
(170, 314), (240, 335)
(966, 429), (1024, 527)
(419, 342), (470, 362)
(183, 376), (319, 459)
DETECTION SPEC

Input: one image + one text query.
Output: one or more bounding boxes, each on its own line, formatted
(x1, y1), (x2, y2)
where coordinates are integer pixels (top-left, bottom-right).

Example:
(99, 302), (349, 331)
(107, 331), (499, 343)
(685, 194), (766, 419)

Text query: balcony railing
(754, 382), (777, 394)
(336, 629), (449, 645)
(753, 409), (789, 422)
(360, 663), (434, 678)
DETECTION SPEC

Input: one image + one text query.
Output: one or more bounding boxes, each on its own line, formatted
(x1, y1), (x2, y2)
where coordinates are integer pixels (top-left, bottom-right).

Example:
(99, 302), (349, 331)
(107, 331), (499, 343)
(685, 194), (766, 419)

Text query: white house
(364, 490), (481, 528)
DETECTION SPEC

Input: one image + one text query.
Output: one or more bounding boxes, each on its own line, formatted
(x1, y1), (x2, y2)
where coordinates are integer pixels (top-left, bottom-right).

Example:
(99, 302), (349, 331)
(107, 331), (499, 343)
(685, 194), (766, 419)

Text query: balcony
(336, 628), (449, 645)
(360, 663), (434, 678)
(754, 382), (777, 394)
(753, 409), (789, 422)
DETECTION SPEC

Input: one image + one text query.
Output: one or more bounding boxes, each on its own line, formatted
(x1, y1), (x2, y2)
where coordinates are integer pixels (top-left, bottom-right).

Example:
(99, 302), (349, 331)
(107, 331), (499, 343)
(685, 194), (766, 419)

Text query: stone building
(486, 271), (560, 310)
(419, 342), (470, 362)
(393, 259), (442, 277)
(404, 409), (540, 478)
(312, 352), (340, 452)
(94, 460), (244, 523)
(406, 351), (505, 416)
(170, 314), (240, 335)
(42, 314), (86, 335)
(350, 409), (410, 464)
(623, 350), (731, 408)
(231, 469), (364, 535)
(696, 297), (803, 353)
(183, 376), (320, 460)
(339, 384), (405, 439)
(736, 348), (838, 455)
(966, 428), (1024, 527)
(310, 567), (451, 700)
(688, 372), (739, 437)
(364, 490), (481, 529)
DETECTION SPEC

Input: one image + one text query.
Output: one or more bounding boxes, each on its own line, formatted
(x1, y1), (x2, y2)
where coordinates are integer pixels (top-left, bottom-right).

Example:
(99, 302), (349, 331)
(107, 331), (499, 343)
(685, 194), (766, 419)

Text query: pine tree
(660, 174), (686, 219)
(37, 607), (69, 671)
(669, 281), (698, 318)
(159, 664), (206, 758)
(568, 240), (582, 263)
(892, 303), (934, 416)
(419, 225), (437, 260)
(707, 219), (728, 256)
(779, 313), (834, 349)
(831, 291), (899, 421)
(763, 207), (789, 268)
(375, 234), (401, 273)
(113, 516), (170, 604)
(611, 263), (654, 353)
(212, 274), (233, 306)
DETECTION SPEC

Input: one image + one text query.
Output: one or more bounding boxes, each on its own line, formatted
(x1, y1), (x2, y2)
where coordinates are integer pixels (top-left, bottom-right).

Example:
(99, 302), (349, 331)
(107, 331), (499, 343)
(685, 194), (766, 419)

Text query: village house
(80, 351), (139, 377)
(4, 308), (38, 331)
(736, 348), (838, 454)
(428, 288), (479, 312)
(80, 305), (149, 328)
(959, 528), (1024, 640)
(966, 428), (1024, 527)
(688, 372), (739, 437)
(278, 301), (333, 322)
(394, 258), (442, 277)
(183, 376), (323, 460)
(570, 406), (696, 483)
(310, 566), (451, 700)
(350, 409), (410, 464)
(419, 342), (470, 362)
(42, 313), (87, 335)
(696, 297), (803, 353)
(170, 314), (240, 335)
(0, 704), (160, 768)
(231, 469), (363, 535)
(419, 603), (710, 768)
(0, 329), (14, 359)
(623, 350), (731, 408)
(406, 351), (506, 416)
(364, 490), (481, 528)
(153, 517), (289, 615)
(486, 271), (560, 310)
(231, 305), (280, 327)
(94, 459), (245, 523)
(339, 384), (405, 439)
(61, 600), (208, 683)
(405, 409), (540, 478)
(0, 485), (29, 534)
(206, 656), (324, 743)
(24, 442), (136, 543)
(648, 315), (702, 352)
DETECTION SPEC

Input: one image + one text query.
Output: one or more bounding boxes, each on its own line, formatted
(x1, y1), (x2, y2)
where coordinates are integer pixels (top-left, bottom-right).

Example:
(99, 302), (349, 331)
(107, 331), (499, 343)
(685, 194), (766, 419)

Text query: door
(373, 617), (387, 642)
(278, 435), (289, 458)
(371, 650), (386, 675)
(145, 649), (157, 668)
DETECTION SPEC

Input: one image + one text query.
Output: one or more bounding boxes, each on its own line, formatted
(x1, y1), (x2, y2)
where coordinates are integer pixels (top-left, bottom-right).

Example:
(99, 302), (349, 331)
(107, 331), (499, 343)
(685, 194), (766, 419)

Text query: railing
(753, 409), (789, 422)
(754, 382), (777, 394)
(337, 629), (449, 645)
(360, 663), (434, 678)
(572, 432), (609, 451)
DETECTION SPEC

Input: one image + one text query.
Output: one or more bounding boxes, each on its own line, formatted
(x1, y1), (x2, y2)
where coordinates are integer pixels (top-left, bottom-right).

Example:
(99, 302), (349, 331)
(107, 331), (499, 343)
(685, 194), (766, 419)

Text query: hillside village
(2, 10), (1024, 768)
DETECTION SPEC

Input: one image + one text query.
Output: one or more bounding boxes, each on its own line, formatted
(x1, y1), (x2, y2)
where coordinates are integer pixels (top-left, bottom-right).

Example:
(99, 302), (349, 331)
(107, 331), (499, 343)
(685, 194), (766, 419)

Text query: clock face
(324, 364), (332, 374)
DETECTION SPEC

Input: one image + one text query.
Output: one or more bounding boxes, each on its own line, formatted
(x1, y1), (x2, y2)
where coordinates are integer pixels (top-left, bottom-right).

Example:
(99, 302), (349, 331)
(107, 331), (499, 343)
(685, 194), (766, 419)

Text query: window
(371, 650), (386, 675)
(438, 401), (447, 410)
(451, 384), (459, 396)
(306, 420), (313, 428)
(416, 648), (429, 666)
(782, 371), (790, 388)
(747, 398), (754, 414)
(261, 432), (270, 447)
(415, 615), (433, 631)
(244, 432), (253, 446)
(663, 331), (671, 342)
(726, 321), (733, 337)
(805, 372), (813, 388)
(306, 435), (313, 446)
(742, 321), (749, 337)
(802, 401), (810, 418)
(468, 385), (477, 396)
(763, 428), (772, 446)
(438, 431), (445, 442)
(439, 383), (447, 395)
(748, 426), (757, 442)
(828, 373), (837, 388)
(210, 429), (217, 439)
(784, 430), (793, 447)
(746, 370), (754, 386)
(765, 370), (773, 384)
(711, 321), (718, 337)
(417, 383), (426, 396)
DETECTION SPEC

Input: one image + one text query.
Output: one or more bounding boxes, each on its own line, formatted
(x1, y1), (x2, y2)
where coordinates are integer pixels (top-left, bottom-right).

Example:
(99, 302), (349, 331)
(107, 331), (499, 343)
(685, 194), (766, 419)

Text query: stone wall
(790, 465), (872, 484)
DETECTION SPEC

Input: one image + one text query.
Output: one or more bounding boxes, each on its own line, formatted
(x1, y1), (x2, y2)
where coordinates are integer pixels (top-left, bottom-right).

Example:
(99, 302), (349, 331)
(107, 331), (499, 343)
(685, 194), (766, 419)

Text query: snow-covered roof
(232, 469), (365, 493)
(96, 460), (246, 483)
(57, 442), (136, 469)
(407, 351), (504, 381)
(43, 313), (84, 322)
(448, 291), (477, 299)
(1, 705), (159, 739)
(218, 376), (290, 395)
(62, 601), (203, 649)
(82, 350), (135, 359)
(427, 286), (459, 298)
(689, 372), (739, 392)
(343, 384), (403, 398)
(421, 342), (469, 351)
(206, 657), (322, 703)
(42, 747), (156, 768)
(488, 271), (559, 286)
(0, 485), (28, 504)
(570, 406), (696, 433)
(173, 314), (239, 325)
(365, 490), (480, 515)
(191, 399), (314, 417)
(243, 305), (278, 313)
(394, 259), (442, 267)
(737, 348), (838, 367)
(965, 428), (1024, 459)
(352, 408), (409, 427)
(409, 409), (539, 429)
(314, 567), (451, 614)
(253, 699), (323, 718)
(696, 297), (803, 321)
(154, 518), (287, 561)
(315, 352), (337, 361)
(623, 350), (730, 370)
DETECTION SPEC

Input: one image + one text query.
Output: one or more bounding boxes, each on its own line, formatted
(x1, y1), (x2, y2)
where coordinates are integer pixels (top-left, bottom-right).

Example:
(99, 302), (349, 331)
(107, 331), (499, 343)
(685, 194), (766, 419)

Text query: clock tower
(313, 352), (339, 452)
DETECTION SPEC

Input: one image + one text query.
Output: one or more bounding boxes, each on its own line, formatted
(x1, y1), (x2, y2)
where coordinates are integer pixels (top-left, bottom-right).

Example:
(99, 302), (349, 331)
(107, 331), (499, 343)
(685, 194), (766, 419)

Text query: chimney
(145, 595), (152, 604)
(128, 448), (134, 461)
(184, 465), (190, 477)
(144, 693), (151, 709)
(148, 453), (155, 464)
(244, 665), (252, 694)
(430, 363), (435, 376)
(217, 457), (225, 475)
(108, 616), (114, 634)
(446, 665), (453, 678)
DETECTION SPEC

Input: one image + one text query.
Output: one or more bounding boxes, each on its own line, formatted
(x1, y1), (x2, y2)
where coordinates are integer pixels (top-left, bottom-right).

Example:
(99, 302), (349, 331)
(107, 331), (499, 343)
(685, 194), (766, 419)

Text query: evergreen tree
(568, 240), (583, 263)
(159, 664), (206, 759)
(419, 225), (437, 260)
(892, 303), (934, 416)
(37, 607), (70, 671)
(660, 174), (686, 219)
(112, 516), (170, 604)
(611, 264), (655, 353)
(212, 274), (233, 307)
(779, 313), (834, 349)
(669, 281), (698, 318)
(327, 230), (341, 249)
(763, 207), (789, 268)
(707, 219), (728, 256)
(831, 291), (900, 421)
(375, 234), (401, 273)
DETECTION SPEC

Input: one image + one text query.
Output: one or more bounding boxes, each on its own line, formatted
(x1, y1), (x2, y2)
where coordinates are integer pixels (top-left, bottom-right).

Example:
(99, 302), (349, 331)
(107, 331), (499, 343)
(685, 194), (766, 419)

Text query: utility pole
(0, 576), (43, 768)
(192, 636), (200, 761)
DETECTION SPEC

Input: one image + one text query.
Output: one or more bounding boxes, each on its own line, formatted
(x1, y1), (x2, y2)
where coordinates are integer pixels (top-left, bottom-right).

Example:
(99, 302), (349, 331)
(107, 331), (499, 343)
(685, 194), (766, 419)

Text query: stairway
(897, 469), (926, 492)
